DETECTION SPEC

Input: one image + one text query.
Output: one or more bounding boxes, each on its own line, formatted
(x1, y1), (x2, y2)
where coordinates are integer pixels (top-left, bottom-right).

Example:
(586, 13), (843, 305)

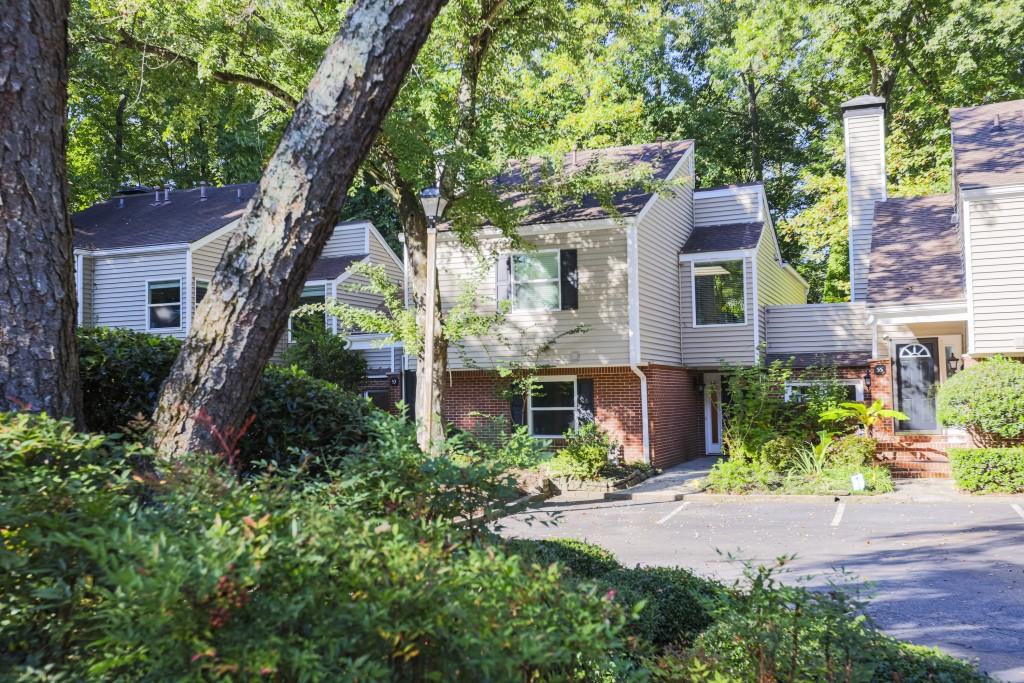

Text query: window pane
(532, 381), (575, 408)
(844, 385), (859, 401)
(532, 409), (575, 436)
(299, 284), (326, 306)
(513, 252), (559, 281)
(694, 260), (744, 325)
(195, 281), (209, 304)
(148, 280), (181, 305)
(514, 282), (559, 310)
(149, 305), (180, 329)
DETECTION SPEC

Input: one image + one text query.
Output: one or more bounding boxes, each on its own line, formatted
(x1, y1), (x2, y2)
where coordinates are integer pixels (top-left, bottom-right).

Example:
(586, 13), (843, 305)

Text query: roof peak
(840, 94), (886, 110)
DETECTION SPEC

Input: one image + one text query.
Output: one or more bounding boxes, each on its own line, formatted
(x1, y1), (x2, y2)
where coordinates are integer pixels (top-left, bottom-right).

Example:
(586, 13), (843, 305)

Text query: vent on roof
(994, 113), (1003, 131)
(200, 181), (207, 201)
(236, 188), (242, 202)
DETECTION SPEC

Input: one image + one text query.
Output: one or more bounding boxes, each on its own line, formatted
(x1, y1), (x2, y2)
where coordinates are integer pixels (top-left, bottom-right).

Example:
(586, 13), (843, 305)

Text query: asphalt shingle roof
(308, 255), (365, 281)
(951, 99), (1024, 190)
(867, 194), (964, 306)
(680, 221), (763, 255)
(73, 183), (258, 250)
(764, 351), (872, 368)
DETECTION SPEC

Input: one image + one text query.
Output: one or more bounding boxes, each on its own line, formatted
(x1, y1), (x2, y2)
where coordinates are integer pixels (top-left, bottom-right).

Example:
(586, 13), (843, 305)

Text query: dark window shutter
(496, 254), (512, 303)
(560, 249), (578, 310)
(576, 378), (594, 424)
(510, 394), (526, 426)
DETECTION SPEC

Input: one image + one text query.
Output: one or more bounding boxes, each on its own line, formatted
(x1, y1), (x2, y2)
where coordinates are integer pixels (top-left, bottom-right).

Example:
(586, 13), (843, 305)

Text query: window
(528, 378), (577, 437)
(512, 250), (560, 311)
(693, 259), (745, 326)
(147, 279), (181, 330)
(784, 380), (864, 404)
(289, 283), (327, 341)
(195, 280), (209, 305)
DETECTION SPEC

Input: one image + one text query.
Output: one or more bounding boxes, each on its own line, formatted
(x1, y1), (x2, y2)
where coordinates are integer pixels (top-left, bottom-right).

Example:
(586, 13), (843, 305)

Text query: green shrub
(0, 412), (633, 680)
(706, 456), (779, 493)
(508, 538), (623, 578)
(550, 422), (617, 479)
(77, 327), (183, 434)
(756, 436), (799, 471)
(782, 463), (894, 495)
(949, 447), (1024, 493)
(938, 356), (1024, 444)
(280, 326), (367, 391)
(450, 414), (551, 471)
(830, 434), (877, 467)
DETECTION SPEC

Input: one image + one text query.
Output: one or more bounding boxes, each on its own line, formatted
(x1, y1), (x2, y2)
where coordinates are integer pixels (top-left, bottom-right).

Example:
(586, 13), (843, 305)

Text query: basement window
(693, 260), (746, 326)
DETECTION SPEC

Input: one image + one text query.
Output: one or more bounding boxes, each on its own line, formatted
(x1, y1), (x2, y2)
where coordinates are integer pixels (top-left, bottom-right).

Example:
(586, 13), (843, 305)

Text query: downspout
(626, 222), (651, 465)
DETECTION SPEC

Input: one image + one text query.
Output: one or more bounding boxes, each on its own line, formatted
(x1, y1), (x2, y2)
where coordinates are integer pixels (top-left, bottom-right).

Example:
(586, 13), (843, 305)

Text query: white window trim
(288, 281), (328, 343)
(690, 257), (747, 328)
(510, 249), (561, 312)
(527, 375), (578, 438)
(784, 379), (865, 403)
(145, 278), (183, 332)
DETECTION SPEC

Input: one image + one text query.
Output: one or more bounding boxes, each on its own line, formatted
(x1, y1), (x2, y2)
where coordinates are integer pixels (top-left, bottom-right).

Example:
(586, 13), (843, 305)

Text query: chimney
(841, 95), (887, 302)
(200, 181), (207, 200)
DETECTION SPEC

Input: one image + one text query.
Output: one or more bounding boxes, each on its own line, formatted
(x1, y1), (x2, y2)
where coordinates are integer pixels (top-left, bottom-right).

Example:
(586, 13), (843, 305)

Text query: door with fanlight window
(704, 373), (724, 455)
(895, 339), (939, 432)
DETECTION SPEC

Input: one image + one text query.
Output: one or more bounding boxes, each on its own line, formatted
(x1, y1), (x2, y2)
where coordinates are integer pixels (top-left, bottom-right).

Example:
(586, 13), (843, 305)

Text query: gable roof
(951, 99), (1024, 190)
(308, 254), (365, 281)
(493, 140), (693, 226)
(680, 221), (763, 255)
(867, 194), (965, 305)
(73, 183), (257, 250)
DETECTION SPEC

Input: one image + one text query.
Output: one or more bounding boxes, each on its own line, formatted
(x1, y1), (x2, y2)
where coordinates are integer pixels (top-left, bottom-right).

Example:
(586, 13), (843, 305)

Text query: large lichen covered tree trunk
(151, 0), (447, 457)
(0, 0), (84, 426)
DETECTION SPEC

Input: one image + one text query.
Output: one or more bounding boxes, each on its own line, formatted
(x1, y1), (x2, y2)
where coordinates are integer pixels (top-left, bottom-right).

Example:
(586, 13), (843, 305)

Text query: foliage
(791, 430), (837, 477)
(830, 435), (877, 468)
(937, 356), (1024, 445)
(0, 412), (634, 680)
(782, 463), (894, 496)
(949, 447), (1024, 494)
(820, 399), (908, 436)
(449, 414), (551, 472)
(280, 326), (367, 391)
(548, 422), (618, 480)
(707, 456), (781, 493)
(323, 261), (423, 355)
(755, 436), (799, 471)
(77, 327), (183, 434)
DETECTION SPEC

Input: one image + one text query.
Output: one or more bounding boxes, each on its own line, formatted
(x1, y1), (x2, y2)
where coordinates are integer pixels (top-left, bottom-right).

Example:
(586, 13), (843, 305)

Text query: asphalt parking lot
(499, 493), (1024, 681)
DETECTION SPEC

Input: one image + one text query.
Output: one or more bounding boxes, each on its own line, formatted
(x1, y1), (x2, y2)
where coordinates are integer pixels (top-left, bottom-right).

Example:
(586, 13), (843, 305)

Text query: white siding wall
(91, 249), (189, 338)
(77, 255), (95, 326)
(322, 223), (367, 257)
(190, 228), (234, 315)
(756, 231), (808, 348)
(637, 155), (694, 365)
(693, 189), (760, 227)
(965, 193), (1024, 354)
(765, 302), (871, 358)
(437, 227), (630, 369)
(679, 255), (756, 366)
(844, 107), (886, 302)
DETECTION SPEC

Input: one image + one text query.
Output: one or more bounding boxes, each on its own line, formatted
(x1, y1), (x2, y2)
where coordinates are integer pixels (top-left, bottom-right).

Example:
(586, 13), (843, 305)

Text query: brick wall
(645, 365), (704, 468)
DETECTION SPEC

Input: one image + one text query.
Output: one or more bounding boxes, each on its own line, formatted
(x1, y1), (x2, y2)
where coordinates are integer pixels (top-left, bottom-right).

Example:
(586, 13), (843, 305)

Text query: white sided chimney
(841, 95), (887, 302)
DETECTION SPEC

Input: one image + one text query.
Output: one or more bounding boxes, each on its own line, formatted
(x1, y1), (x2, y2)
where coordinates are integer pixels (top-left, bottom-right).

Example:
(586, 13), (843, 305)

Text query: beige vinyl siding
(756, 230), (808, 351)
(765, 302), (870, 359)
(679, 255), (755, 366)
(965, 193), (1024, 354)
(91, 249), (188, 338)
(190, 228), (234, 314)
(636, 158), (694, 366)
(369, 228), (403, 284)
(844, 108), (886, 302)
(875, 321), (965, 361)
(693, 189), (760, 227)
(437, 227), (630, 369)
(322, 223), (367, 257)
(360, 345), (396, 376)
(78, 255), (95, 326)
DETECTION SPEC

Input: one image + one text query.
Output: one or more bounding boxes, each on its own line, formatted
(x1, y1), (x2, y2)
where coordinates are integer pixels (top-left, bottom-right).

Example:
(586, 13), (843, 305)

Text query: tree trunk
(0, 0), (84, 426)
(397, 183), (447, 449)
(151, 0), (447, 457)
(744, 68), (763, 182)
(112, 92), (128, 187)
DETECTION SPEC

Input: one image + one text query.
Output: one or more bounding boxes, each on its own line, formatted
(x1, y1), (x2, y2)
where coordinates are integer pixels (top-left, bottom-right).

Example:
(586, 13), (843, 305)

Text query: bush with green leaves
(830, 434), (877, 467)
(0, 412), (635, 680)
(449, 413), (551, 472)
(706, 455), (780, 493)
(949, 447), (1024, 493)
(549, 422), (618, 479)
(755, 435), (799, 471)
(938, 356), (1024, 445)
(280, 326), (367, 390)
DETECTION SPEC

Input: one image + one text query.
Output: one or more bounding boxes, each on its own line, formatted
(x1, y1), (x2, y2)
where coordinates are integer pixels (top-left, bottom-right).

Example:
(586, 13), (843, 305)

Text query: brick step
(889, 469), (951, 479)
(876, 452), (950, 464)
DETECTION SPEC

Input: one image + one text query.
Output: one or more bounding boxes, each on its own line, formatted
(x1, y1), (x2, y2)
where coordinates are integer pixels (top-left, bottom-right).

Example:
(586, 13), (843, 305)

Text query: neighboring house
(72, 183), (405, 409)
(429, 96), (1024, 477)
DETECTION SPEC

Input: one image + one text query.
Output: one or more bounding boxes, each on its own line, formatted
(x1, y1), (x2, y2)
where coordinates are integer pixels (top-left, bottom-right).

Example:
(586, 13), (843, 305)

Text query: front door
(895, 339), (938, 431)
(704, 373), (724, 455)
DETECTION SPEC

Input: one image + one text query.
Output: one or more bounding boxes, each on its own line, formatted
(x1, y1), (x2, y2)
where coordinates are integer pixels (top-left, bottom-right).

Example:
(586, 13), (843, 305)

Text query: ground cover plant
(949, 447), (1024, 494)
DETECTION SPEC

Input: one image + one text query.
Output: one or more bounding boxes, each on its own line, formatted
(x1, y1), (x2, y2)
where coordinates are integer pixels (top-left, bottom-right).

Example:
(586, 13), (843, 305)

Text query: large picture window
(693, 259), (746, 326)
(512, 250), (560, 311)
(289, 283), (327, 341)
(528, 378), (577, 437)
(147, 279), (182, 330)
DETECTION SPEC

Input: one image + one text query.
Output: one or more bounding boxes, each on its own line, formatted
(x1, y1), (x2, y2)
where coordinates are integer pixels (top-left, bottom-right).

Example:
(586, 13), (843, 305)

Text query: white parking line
(656, 502), (690, 525)
(830, 501), (846, 527)
(1011, 504), (1024, 521)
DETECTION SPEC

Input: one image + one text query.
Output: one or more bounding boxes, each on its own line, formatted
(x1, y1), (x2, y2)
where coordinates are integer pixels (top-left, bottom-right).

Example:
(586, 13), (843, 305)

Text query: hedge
(937, 356), (1024, 444)
(949, 447), (1024, 493)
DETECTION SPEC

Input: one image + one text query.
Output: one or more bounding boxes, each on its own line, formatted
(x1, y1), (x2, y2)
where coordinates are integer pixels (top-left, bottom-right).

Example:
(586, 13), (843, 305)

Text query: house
(430, 96), (1024, 477)
(72, 182), (406, 409)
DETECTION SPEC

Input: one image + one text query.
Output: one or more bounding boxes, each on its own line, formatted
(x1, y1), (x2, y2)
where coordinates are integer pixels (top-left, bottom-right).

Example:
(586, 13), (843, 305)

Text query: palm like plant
(792, 430), (836, 477)
(819, 400), (909, 436)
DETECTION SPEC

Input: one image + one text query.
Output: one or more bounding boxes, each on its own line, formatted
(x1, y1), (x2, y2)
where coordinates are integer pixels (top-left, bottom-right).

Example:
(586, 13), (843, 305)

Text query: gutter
(625, 222), (651, 465)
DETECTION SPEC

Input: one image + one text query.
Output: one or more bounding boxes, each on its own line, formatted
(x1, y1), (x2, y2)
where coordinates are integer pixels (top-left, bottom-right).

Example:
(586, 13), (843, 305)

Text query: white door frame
(704, 373), (724, 455)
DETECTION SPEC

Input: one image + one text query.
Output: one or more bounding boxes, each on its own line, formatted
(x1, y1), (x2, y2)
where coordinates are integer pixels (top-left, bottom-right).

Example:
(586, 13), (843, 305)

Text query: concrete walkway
(605, 455), (720, 501)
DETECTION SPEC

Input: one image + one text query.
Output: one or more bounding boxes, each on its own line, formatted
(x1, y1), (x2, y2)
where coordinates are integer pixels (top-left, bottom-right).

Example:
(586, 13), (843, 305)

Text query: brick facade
(644, 365), (704, 468)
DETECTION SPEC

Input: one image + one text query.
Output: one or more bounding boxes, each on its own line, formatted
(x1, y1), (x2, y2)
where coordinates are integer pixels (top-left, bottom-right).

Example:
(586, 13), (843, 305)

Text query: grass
(706, 457), (895, 496)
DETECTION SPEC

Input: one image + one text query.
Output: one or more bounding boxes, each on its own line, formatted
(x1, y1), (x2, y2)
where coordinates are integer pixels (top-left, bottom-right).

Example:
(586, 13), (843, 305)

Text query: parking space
(499, 495), (1024, 681)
